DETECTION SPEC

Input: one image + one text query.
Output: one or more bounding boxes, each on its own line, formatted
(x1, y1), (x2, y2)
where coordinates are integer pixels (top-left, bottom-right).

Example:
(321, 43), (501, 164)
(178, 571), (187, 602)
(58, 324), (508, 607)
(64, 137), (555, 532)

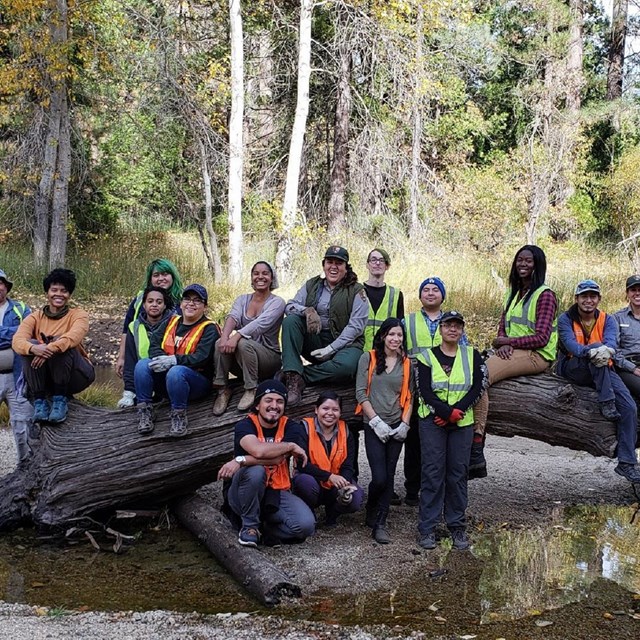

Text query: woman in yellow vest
(355, 318), (413, 544)
(416, 311), (484, 551)
(471, 245), (558, 479)
(134, 284), (220, 438)
(293, 391), (364, 526)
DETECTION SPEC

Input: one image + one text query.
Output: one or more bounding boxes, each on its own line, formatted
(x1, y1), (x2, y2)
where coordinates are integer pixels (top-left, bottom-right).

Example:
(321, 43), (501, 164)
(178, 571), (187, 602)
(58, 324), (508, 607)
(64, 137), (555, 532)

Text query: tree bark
(0, 374), (631, 533)
(607, 0), (628, 100)
(566, 0), (584, 113)
(409, 4), (424, 233)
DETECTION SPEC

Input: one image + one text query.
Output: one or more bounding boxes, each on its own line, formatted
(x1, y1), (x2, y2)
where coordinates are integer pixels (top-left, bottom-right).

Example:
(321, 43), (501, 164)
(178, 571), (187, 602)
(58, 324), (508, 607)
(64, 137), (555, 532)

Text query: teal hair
(144, 258), (183, 306)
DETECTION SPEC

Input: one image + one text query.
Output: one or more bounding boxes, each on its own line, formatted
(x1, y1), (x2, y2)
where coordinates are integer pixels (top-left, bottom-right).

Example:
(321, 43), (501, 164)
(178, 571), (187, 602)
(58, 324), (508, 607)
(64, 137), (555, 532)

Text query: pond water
(1, 503), (639, 636)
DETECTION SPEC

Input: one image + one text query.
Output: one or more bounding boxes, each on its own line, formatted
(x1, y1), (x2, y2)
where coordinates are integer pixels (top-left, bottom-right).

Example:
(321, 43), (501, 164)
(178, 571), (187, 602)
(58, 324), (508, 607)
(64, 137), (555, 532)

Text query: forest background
(1, 0), (640, 349)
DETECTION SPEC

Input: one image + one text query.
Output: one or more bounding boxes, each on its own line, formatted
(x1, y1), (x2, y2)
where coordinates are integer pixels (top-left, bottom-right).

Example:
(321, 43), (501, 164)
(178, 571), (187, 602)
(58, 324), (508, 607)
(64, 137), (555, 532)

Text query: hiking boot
(212, 387), (233, 416)
(419, 533), (437, 550)
(404, 494), (419, 507)
(285, 371), (305, 406)
(614, 462), (640, 484)
(169, 409), (188, 437)
(599, 399), (621, 422)
(238, 527), (260, 547)
(451, 528), (470, 550)
(137, 403), (155, 434)
(237, 388), (256, 412)
(33, 399), (51, 423)
(390, 491), (402, 506)
(117, 390), (136, 409)
(364, 500), (378, 528)
(373, 524), (391, 544)
(48, 396), (68, 423)
(468, 438), (488, 479)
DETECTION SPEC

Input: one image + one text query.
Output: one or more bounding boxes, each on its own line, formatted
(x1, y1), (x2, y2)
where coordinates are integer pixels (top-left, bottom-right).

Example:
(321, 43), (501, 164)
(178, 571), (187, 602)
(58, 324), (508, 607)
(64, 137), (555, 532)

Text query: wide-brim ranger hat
(626, 275), (640, 290)
(574, 279), (601, 296)
(182, 283), (208, 304)
(440, 310), (465, 325)
(324, 246), (349, 262)
(253, 379), (288, 408)
(0, 269), (13, 293)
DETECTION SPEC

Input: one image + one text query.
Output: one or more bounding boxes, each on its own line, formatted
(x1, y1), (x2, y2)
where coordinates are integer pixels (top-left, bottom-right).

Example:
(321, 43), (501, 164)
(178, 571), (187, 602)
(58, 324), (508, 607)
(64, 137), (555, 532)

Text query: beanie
(254, 379), (288, 408)
(418, 277), (446, 301)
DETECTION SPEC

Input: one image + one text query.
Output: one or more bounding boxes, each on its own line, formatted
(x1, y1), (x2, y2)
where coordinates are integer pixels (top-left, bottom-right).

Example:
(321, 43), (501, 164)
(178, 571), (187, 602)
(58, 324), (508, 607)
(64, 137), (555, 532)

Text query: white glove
(589, 345), (613, 368)
(391, 421), (410, 441)
(149, 355), (177, 372)
(117, 390), (136, 408)
(337, 485), (357, 505)
(310, 345), (335, 362)
(369, 415), (393, 443)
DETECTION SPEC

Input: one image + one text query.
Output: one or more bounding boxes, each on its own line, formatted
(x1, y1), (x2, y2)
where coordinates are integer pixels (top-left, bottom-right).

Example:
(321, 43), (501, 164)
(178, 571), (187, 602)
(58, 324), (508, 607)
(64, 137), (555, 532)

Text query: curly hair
(142, 285), (171, 311)
(372, 317), (406, 375)
(43, 268), (76, 294)
(143, 258), (183, 307)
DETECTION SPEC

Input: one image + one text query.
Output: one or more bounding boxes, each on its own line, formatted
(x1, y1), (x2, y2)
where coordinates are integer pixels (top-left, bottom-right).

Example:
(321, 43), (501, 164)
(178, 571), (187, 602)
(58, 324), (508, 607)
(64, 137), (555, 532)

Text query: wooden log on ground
(0, 374), (629, 531)
(173, 495), (301, 605)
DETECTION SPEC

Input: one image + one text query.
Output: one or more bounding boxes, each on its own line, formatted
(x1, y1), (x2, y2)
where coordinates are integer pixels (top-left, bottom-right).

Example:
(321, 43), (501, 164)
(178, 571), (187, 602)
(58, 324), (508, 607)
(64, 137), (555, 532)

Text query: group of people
(1, 242), (640, 551)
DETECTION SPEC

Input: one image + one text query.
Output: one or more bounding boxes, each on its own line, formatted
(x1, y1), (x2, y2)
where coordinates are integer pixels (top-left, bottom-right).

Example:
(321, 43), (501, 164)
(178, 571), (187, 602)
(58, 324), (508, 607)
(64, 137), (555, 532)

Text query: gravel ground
(0, 420), (637, 639)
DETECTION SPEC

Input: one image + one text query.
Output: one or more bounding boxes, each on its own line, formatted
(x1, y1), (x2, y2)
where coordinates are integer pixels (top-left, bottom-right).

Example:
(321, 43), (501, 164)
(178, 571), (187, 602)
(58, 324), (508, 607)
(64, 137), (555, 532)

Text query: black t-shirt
(233, 415), (305, 456)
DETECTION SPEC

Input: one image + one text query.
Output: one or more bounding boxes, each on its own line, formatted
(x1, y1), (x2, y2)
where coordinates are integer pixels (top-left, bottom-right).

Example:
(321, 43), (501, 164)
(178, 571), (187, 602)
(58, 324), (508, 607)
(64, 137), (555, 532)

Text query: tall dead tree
(607, 0), (628, 100)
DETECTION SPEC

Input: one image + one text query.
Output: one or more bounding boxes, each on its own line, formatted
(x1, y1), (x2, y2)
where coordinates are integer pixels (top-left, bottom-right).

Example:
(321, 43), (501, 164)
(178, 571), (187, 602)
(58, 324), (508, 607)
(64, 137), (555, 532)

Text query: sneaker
(169, 409), (188, 437)
(212, 387), (233, 416)
(117, 390), (136, 409)
(48, 396), (68, 423)
(451, 529), (470, 550)
(404, 494), (419, 507)
(614, 462), (640, 484)
(599, 399), (621, 422)
(237, 388), (256, 412)
(469, 439), (488, 479)
(285, 371), (305, 406)
(390, 491), (402, 506)
(137, 403), (155, 434)
(33, 399), (51, 423)
(238, 527), (260, 547)
(419, 533), (437, 550)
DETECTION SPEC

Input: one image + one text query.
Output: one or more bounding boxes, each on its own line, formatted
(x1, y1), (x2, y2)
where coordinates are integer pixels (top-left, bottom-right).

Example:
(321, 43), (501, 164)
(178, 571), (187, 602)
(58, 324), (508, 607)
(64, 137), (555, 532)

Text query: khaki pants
(213, 338), (281, 390)
(474, 349), (550, 435)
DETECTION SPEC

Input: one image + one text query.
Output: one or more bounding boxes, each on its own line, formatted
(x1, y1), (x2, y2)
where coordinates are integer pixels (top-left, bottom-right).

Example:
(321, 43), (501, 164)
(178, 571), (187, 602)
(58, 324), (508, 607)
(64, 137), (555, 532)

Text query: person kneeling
(12, 269), (95, 424)
(134, 284), (219, 437)
(217, 380), (316, 547)
(293, 391), (364, 526)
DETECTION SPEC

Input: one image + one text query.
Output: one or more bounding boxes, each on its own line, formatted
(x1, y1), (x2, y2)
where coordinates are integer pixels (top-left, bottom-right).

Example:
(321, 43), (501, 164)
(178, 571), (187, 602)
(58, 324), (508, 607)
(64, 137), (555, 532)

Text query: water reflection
(474, 504), (640, 622)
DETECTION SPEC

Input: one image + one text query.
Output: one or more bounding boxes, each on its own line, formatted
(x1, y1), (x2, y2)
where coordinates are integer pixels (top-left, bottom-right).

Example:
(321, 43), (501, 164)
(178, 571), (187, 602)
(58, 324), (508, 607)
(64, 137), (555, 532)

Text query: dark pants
(403, 407), (421, 498)
(618, 368), (640, 404)
(123, 331), (139, 393)
(560, 357), (638, 464)
(418, 417), (473, 536)
(364, 422), (404, 514)
(292, 473), (364, 517)
(22, 348), (95, 399)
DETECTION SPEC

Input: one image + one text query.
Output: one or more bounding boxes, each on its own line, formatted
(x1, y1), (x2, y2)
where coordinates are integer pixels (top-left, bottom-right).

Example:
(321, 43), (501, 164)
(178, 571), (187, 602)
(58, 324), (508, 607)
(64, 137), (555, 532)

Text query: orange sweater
(12, 307), (90, 357)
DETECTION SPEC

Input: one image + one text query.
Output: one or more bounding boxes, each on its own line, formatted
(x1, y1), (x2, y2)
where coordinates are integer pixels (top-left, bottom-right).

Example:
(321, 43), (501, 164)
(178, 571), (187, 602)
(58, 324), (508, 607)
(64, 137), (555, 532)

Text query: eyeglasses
(368, 257), (386, 264)
(182, 297), (204, 305)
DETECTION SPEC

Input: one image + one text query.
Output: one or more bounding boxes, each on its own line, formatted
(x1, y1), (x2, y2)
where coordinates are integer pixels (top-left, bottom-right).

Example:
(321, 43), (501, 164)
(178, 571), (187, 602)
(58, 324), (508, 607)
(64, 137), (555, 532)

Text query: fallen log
(173, 495), (301, 605)
(0, 374), (631, 531)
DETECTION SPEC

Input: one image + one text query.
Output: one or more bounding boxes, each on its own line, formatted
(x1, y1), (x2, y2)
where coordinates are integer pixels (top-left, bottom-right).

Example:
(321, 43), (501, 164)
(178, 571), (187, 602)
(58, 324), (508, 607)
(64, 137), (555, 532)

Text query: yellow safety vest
(363, 285), (399, 351)
(405, 311), (442, 359)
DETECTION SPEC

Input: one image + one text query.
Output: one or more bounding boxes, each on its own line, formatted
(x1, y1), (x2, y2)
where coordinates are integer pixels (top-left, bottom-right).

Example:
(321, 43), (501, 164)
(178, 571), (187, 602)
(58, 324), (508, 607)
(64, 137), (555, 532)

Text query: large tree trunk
(409, 4), (424, 233)
(566, 0), (584, 113)
(607, 0), (628, 100)
(0, 374), (631, 533)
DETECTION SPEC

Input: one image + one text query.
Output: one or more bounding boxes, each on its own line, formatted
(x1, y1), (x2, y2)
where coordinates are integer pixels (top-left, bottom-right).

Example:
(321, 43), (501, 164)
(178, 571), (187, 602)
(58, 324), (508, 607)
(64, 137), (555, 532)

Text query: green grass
(77, 382), (121, 409)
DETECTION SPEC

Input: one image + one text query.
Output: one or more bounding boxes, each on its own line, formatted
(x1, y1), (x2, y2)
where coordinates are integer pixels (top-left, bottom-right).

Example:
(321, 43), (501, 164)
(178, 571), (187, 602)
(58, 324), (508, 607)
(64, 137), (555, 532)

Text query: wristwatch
(234, 455), (246, 466)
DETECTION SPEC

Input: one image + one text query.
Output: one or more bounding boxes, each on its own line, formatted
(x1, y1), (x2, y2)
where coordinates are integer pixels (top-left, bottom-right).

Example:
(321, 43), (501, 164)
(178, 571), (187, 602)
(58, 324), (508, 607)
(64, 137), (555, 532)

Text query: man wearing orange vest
(557, 279), (640, 484)
(217, 379), (316, 547)
(134, 284), (220, 437)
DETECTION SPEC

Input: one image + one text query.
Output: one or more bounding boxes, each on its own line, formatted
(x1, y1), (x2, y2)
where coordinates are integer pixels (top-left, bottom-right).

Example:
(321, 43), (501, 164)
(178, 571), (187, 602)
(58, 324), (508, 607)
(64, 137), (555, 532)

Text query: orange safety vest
(160, 315), (215, 355)
(355, 350), (412, 416)
(302, 417), (348, 489)
(248, 414), (291, 491)
(572, 312), (612, 366)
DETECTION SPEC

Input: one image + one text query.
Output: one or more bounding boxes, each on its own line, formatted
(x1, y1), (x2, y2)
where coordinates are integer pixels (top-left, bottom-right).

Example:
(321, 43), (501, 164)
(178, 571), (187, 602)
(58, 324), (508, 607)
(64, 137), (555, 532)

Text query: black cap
(440, 310), (465, 325)
(626, 275), (640, 290)
(324, 246), (349, 262)
(254, 379), (288, 407)
(182, 283), (208, 304)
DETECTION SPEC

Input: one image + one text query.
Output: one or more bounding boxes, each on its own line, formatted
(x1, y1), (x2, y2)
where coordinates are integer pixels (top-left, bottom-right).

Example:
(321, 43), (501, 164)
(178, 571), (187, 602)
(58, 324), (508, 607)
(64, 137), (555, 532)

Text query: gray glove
(391, 421), (410, 441)
(369, 415), (393, 443)
(304, 307), (322, 334)
(149, 355), (177, 372)
(337, 485), (357, 505)
(589, 345), (614, 368)
(310, 345), (334, 361)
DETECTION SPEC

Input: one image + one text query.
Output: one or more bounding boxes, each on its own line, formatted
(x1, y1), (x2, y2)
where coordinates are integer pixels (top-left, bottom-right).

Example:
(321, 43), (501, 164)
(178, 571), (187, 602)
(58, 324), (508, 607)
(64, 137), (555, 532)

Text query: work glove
(449, 408), (465, 423)
(369, 415), (393, 442)
(434, 416), (448, 427)
(310, 345), (335, 361)
(391, 421), (410, 441)
(337, 485), (357, 506)
(149, 355), (177, 372)
(588, 345), (613, 368)
(304, 307), (322, 334)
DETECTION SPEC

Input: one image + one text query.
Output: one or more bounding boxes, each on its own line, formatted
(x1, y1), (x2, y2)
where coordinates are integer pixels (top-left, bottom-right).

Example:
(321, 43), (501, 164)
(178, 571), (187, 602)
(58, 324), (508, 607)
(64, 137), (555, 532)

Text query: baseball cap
(574, 279), (601, 296)
(440, 310), (465, 325)
(324, 246), (349, 262)
(254, 379), (288, 407)
(0, 269), (13, 293)
(182, 284), (208, 304)
(626, 275), (640, 290)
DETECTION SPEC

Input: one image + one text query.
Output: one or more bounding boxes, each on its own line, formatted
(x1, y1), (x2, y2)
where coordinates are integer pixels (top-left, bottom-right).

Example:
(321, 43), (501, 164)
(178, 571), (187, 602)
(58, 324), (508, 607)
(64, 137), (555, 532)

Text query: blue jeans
(133, 359), (211, 410)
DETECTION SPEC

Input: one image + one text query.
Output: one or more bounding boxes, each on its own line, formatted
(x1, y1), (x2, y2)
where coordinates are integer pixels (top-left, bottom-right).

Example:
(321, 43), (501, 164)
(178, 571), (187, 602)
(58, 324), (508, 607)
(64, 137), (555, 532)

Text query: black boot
(468, 433), (487, 479)
(364, 500), (378, 528)
(372, 508), (391, 544)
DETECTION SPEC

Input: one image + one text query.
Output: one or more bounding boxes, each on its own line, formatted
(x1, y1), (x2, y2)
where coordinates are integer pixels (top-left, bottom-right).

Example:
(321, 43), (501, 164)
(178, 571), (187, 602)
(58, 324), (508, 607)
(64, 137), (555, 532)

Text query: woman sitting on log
(471, 245), (558, 479)
(12, 268), (95, 424)
(355, 317), (413, 544)
(292, 391), (364, 526)
(115, 258), (184, 408)
(134, 284), (220, 438)
(212, 261), (285, 416)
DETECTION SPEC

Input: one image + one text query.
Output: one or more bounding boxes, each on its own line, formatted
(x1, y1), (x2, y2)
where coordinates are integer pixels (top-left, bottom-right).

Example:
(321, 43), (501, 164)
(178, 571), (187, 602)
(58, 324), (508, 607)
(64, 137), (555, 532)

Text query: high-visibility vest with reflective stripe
(161, 315), (215, 355)
(128, 318), (151, 359)
(248, 414), (291, 490)
(405, 312), (441, 359)
(363, 286), (399, 351)
(504, 285), (557, 362)
(416, 346), (474, 426)
(302, 417), (348, 490)
(10, 301), (26, 322)
(132, 291), (144, 323)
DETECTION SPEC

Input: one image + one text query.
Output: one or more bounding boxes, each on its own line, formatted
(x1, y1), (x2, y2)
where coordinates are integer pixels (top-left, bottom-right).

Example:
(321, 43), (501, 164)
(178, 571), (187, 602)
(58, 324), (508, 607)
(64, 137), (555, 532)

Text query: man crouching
(217, 379), (316, 547)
